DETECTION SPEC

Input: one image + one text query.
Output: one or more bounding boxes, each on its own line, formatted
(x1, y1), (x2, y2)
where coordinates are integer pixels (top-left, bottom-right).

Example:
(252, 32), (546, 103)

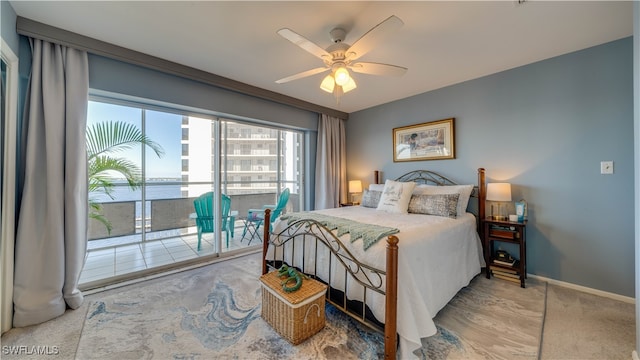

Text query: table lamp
(486, 182), (512, 221)
(348, 180), (363, 205)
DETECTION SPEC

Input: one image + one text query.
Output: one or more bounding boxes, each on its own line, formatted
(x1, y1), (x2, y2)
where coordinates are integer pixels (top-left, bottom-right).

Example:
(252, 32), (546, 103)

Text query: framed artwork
(393, 118), (455, 162)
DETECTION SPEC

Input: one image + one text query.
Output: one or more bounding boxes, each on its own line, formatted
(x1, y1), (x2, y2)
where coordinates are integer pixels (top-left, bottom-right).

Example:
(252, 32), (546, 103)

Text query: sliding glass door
(81, 97), (304, 285)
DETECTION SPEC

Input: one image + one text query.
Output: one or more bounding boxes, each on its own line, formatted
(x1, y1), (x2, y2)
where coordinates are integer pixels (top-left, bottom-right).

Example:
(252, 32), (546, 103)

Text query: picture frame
(393, 118), (455, 162)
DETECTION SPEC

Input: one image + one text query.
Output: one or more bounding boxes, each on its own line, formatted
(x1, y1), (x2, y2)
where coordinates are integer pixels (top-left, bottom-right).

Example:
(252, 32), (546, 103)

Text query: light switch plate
(600, 161), (613, 174)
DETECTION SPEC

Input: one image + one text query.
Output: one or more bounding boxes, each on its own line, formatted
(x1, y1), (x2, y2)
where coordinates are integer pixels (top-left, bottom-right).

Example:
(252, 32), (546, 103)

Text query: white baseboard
(528, 274), (635, 304)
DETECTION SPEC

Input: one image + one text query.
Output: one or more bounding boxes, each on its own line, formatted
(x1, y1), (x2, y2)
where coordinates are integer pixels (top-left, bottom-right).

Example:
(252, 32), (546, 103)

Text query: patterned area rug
(76, 253), (546, 359)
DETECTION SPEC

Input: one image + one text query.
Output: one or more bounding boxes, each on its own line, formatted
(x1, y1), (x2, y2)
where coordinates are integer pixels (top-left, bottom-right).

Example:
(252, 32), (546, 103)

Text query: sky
(87, 101), (182, 179)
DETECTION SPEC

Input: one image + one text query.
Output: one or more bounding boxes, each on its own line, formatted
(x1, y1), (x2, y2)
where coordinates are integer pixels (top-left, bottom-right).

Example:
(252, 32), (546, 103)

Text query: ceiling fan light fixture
(334, 66), (350, 86)
(320, 74), (335, 93)
(276, 15), (407, 103)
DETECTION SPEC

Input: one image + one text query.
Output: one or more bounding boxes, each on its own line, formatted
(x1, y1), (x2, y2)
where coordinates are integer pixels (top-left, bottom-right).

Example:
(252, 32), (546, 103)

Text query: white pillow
(376, 180), (416, 214)
(413, 184), (474, 217)
(369, 183), (386, 192)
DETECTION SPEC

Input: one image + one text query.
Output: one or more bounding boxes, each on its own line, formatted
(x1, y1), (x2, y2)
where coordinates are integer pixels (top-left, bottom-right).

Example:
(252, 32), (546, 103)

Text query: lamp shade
(348, 180), (363, 193)
(334, 67), (350, 86)
(341, 77), (357, 93)
(320, 74), (335, 93)
(486, 183), (512, 202)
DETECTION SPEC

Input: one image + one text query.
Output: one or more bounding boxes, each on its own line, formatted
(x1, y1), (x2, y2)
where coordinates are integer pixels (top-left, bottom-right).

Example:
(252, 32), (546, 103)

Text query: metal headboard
(393, 169), (480, 199)
(393, 169), (486, 231)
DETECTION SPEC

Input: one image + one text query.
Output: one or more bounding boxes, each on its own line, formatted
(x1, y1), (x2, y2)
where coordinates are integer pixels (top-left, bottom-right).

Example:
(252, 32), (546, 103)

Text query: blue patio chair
(192, 192), (234, 250)
(242, 188), (290, 244)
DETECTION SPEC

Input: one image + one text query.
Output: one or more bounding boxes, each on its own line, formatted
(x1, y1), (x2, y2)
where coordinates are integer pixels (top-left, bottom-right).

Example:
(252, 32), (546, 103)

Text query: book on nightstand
(493, 273), (521, 284)
(489, 265), (518, 274)
(493, 258), (518, 267)
(491, 270), (520, 279)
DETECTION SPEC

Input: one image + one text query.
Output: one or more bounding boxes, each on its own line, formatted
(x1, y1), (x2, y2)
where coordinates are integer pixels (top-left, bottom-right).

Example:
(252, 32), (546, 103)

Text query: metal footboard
(261, 209), (399, 359)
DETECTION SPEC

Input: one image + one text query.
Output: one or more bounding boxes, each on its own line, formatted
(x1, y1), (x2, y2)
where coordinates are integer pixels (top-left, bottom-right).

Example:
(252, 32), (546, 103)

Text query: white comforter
(268, 206), (485, 359)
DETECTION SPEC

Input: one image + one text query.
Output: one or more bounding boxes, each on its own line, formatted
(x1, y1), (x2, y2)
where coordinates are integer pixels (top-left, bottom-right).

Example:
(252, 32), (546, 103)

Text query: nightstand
(482, 218), (528, 288)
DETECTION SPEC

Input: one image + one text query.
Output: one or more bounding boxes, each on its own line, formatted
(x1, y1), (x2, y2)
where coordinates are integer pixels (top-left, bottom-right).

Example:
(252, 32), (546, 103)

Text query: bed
(261, 168), (487, 359)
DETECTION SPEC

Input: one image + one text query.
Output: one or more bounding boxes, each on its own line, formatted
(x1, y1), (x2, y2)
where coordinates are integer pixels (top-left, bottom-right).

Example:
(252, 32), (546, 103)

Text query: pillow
(413, 184), (474, 217)
(408, 193), (460, 218)
(361, 189), (382, 208)
(369, 183), (386, 192)
(376, 180), (416, 214)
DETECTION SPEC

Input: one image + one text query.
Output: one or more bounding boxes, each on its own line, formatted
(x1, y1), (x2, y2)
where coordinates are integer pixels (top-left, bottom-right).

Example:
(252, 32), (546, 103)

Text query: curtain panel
(314, 114), (346, 209)
(12, 39), (88, 327)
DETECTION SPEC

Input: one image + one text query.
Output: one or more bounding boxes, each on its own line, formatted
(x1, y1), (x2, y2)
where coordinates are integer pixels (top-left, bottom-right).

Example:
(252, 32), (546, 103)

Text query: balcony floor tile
(82, 230), (262, 288)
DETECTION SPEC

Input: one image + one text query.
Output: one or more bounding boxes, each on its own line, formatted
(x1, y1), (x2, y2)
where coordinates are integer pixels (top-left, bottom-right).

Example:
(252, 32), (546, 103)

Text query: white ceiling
(9, 1), (633, 113)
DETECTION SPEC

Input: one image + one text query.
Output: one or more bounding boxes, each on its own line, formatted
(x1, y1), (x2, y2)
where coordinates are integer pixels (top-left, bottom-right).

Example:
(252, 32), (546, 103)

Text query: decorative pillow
(408, 193), (460, 218)
(413, 184), (474, 217)
(376, 180), (416, 214)
(369, 183), (386, 192)
(361, 189), (382, 208)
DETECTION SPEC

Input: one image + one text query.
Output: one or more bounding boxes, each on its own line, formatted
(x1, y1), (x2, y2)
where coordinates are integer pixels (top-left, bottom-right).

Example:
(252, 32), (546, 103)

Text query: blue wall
(346, 38), (634, 297)
(88, 55), (318, 131)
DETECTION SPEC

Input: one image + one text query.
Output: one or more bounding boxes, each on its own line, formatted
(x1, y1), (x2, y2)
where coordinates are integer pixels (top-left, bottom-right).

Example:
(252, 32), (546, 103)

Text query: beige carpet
(540, 283), (635, 360)
(420, 275), (547, 359)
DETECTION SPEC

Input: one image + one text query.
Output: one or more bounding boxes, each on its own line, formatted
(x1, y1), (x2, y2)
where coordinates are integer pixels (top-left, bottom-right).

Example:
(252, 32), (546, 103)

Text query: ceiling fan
(275, 15), (408, 101)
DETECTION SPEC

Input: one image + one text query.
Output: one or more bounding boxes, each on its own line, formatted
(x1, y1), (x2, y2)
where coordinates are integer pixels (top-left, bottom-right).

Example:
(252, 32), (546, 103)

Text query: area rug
(420, 276), (546, 359)
(76, 253), (546, 359)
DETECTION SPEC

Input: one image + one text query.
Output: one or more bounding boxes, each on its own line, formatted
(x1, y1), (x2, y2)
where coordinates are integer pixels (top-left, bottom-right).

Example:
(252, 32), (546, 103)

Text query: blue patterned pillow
(361, 189), (382, 208)
(408, 193), (460, 218)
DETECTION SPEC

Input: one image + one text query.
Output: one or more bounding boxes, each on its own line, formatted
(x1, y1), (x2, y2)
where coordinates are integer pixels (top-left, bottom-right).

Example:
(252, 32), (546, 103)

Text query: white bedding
(267, 206), (485, 359)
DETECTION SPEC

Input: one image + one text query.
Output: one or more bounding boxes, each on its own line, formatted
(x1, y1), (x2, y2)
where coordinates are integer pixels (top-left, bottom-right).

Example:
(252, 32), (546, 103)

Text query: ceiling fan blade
(346, 15), (403, 61)
(349, 62), (407, 77)
(275, 67), (329, 84)
(277, 28), (331, 60)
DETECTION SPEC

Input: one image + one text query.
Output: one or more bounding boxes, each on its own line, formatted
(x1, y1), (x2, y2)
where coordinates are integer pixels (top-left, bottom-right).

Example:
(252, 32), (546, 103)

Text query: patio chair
(241, 188), (290, 244)
(191, 192), (234, 250)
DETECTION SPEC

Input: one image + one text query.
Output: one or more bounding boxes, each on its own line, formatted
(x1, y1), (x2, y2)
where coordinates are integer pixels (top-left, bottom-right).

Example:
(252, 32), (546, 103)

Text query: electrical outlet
(600, 161), (613, 174)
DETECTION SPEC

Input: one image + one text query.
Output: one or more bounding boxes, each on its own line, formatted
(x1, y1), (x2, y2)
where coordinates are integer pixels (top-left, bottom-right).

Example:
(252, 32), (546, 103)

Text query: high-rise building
(180, 116), (300, 197)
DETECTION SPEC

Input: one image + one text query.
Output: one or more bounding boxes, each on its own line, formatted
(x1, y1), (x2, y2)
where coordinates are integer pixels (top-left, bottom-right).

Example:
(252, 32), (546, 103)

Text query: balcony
(81, 192), (299, 289)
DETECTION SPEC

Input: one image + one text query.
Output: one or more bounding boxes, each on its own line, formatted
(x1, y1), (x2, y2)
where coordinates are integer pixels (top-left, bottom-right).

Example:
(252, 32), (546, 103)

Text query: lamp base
(491, 215), (508, 221)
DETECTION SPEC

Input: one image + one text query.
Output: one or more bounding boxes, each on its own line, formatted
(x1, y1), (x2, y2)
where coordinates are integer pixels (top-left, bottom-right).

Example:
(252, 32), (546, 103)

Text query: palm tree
(87, 121), (165, 233)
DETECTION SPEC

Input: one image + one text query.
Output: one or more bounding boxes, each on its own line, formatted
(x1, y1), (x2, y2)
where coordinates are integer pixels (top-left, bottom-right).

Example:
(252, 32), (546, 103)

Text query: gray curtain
(314, 114), (346, 209)
(13, 39), (88, 327)
(1, 61), (5, 190)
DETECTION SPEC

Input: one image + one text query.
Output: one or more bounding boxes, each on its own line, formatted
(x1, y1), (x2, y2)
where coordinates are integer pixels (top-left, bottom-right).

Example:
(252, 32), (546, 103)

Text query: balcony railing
(88, 192), (300, 243)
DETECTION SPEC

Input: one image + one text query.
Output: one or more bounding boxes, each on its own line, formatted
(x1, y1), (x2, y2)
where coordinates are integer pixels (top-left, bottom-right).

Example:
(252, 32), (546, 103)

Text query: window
(241, 144), (251, 155)
(241, 160), (251, 171)
(87, 97), (304, 255)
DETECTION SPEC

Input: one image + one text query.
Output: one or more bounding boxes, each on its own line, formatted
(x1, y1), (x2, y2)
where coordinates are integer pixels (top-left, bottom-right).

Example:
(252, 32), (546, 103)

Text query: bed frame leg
(478, 168), (486, 223)
(385, 235), (399, 359)
(262, 209), (271, 275)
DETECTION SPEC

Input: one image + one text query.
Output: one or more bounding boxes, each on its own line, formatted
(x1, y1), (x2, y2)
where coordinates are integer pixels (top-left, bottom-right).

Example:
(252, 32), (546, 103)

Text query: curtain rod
(16, 16), (349, 120)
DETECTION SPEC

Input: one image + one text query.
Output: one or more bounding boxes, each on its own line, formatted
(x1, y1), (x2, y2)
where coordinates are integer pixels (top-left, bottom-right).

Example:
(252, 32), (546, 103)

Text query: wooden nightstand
(482, 218), (528, 288)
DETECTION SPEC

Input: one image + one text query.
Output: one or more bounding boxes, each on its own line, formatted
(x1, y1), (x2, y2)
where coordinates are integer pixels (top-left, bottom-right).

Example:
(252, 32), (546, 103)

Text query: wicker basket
(260, 271), (328, 344)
